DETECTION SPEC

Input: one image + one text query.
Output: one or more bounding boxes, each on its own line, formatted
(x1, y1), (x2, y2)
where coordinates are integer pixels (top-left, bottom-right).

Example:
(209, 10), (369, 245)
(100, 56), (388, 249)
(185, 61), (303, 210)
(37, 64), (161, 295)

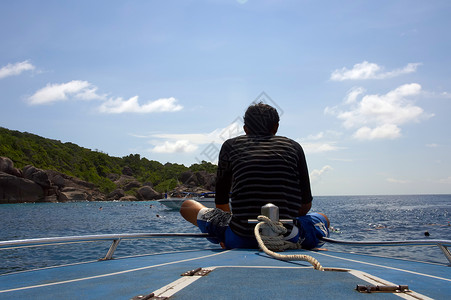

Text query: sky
(1, 0), (451, 196)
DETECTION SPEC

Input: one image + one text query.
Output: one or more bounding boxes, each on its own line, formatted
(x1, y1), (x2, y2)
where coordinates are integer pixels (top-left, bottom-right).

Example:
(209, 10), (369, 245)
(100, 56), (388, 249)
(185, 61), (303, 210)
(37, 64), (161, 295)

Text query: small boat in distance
(157, 192), (216, 210)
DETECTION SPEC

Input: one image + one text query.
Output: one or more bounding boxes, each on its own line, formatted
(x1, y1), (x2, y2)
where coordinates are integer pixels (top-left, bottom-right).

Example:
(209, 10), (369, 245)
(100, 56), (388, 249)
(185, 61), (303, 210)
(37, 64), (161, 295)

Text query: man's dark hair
(244, 102), (280, 135)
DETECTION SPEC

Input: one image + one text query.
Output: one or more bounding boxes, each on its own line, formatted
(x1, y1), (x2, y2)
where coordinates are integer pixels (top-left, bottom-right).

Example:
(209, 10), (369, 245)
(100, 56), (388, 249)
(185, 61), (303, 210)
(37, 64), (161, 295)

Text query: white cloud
(150, 133), (217, 145)
(439, 176), (451, 184)
(310, 165), (333, 183)
(328, 157), (353, 162)
(331, 61), (421, 81)
(306, 132), (324, 140)
(326, 83), (433, 140)
(142, 120), (244, 155)
(28, 80), (105, 105)
(151, 121), (243, 145)
(0, 60), (35, 79)
(75, 86), (106, 101)
(344, 87), (365, 104)
(353, 124), (401, 140)
(387, 177), (410, 184)
(218, 121), (245, 142)
(297, 131), (343, 154)
(426, 143), (439, 148)
(150, 140), (198, 153)
(99, 96), (183, 114)
(302, 142), (341, 154)
(28, 80), (181, 114)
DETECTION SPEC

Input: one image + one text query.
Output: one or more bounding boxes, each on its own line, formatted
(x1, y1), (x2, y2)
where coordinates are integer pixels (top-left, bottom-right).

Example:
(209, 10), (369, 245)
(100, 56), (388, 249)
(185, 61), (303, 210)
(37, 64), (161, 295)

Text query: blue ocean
(1, 194), (450, 274)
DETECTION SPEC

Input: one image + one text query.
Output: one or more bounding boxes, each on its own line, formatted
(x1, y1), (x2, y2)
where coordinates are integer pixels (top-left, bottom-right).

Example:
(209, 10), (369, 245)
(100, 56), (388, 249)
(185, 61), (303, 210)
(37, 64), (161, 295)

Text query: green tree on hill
(0, 127), (217, 193)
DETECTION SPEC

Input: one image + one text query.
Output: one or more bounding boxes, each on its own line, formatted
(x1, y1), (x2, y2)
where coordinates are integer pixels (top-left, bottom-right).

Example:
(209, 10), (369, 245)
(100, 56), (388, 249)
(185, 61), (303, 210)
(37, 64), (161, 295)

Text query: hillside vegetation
(0, 127), (217, 193)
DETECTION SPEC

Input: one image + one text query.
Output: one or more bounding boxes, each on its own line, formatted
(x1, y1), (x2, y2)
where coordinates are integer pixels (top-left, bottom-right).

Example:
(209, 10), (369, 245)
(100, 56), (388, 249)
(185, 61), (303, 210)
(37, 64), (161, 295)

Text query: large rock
(178, 171), (216, 190)
(114, 175), (137, 187)
(107, 188), (125, 201)
(59, 187), (92, 201)
(0, 156), (216, 203)
(23, 165), (51, 189)
(45, 170), (96, 190)
(195, 171), (216, 190)
(179, 171), (197, 186)
(119, 195), (138, 201)
(0, 157), (22, 177)
(44, 194), (58, 202)
(0, 157), (13, 172)
(107, 173), (120, 181)
(0, 172), (44, 203)
(45, 170), (71, 188)
(122, 166), (134, 176)
(123, 180), (141, 191)
(44, 170), (105, 202)
(143, 181), (153, 188)
(49, 173), (65, 188)
(137, 186), (162, 200)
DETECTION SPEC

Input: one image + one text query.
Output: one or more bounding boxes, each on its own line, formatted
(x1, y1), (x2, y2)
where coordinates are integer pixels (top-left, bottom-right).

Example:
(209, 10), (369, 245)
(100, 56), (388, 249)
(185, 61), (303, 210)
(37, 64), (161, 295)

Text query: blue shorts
(197, 208), (329, 250)
(290, 213), (330, 249)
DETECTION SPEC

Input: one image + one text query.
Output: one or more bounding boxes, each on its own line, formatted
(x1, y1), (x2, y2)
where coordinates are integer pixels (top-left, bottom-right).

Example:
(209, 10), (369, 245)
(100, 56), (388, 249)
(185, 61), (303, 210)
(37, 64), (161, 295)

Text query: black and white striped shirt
(215, 134), (313, 238)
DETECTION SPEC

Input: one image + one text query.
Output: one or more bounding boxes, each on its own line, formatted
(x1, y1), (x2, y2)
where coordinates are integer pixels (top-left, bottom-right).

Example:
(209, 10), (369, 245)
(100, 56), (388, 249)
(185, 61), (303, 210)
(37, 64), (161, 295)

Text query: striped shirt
(215, 134), (313, 238)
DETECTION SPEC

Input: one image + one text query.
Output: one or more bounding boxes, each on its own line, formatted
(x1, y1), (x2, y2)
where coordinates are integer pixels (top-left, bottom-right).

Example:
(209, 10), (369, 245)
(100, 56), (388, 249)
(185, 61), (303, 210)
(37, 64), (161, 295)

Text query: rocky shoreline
(0, 156), (215, 204)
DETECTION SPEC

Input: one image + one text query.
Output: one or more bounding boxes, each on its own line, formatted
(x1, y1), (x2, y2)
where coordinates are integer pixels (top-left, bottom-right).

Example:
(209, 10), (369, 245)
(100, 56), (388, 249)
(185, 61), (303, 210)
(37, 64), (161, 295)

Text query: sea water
(0, 195), (450, 274)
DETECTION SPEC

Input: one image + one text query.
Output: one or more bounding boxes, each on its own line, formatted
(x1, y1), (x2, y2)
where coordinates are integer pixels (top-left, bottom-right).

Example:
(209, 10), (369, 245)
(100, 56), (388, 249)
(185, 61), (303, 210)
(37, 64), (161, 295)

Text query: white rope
(254, 215), (324, 271)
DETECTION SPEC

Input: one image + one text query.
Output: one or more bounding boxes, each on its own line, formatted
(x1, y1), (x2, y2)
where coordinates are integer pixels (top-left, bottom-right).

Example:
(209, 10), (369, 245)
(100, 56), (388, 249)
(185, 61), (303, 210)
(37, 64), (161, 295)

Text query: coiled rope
(254, 215), (324, 271)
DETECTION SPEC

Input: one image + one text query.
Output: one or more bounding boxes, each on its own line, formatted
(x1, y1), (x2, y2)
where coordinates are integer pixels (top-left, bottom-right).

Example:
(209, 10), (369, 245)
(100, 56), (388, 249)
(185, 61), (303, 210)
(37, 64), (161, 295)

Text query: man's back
(180, 103), (323, 250)
(215, 134), (312, 237)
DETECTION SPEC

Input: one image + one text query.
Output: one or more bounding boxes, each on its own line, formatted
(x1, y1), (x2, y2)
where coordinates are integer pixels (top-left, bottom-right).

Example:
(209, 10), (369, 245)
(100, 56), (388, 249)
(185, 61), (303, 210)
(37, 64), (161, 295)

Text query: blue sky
(1, 0), (450, 196)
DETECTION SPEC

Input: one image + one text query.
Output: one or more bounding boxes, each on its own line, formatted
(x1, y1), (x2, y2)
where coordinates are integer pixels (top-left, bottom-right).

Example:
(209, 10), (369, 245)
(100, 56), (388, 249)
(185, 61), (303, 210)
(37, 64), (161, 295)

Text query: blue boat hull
(1, 247), (449, 299)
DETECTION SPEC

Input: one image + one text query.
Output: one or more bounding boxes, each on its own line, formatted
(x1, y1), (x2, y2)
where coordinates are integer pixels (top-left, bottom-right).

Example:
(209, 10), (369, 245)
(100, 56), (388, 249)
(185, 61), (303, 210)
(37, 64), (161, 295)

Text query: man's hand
(298, 202), (312, 216)
(216, 203), (231, 212)
(215, 203), (230, 249)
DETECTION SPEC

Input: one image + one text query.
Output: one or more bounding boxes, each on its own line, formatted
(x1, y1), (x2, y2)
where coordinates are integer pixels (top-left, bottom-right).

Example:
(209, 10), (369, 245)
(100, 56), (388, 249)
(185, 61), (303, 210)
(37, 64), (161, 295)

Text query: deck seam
(315, 251), (451, 282)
